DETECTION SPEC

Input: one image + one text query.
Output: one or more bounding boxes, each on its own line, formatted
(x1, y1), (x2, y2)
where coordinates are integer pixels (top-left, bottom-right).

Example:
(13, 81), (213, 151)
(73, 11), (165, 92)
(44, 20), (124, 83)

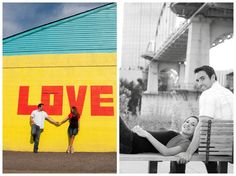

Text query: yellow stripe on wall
(3, 53), (116, 68)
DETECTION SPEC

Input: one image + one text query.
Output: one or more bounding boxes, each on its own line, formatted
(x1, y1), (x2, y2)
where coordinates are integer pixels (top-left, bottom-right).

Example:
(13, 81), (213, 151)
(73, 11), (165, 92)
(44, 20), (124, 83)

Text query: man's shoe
(34, 149), (38, 153)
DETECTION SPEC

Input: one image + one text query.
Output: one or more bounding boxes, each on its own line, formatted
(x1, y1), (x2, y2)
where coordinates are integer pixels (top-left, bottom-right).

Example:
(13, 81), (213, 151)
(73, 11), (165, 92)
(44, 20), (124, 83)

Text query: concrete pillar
(147, 61), (158, 93)
(179, 62), (185, 88)
(184, 16), (211, 89)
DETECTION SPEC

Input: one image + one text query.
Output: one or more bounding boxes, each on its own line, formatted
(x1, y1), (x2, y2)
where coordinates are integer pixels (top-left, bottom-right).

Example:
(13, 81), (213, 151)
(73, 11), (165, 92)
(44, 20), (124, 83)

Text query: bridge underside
(151, 30), (188, 62)
(142, 29), (188, 63)
(170, 3), (233, 19)
(142, 3), (233, 63)
(141, 30), (188, 63)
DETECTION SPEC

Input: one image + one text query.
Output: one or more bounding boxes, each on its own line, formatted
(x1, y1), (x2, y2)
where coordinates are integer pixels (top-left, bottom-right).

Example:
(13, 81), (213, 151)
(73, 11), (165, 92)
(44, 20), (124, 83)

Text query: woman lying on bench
(120, 116), (199, 156)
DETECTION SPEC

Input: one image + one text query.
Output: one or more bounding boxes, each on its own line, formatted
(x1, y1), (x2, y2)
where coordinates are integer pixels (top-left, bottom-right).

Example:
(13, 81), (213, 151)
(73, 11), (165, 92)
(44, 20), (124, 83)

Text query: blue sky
(3, 3), (107, 38)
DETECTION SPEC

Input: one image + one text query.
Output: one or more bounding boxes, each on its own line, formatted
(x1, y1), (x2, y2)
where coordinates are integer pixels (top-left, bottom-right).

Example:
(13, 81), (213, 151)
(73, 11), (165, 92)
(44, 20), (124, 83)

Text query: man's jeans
(31, 124), (42, 152)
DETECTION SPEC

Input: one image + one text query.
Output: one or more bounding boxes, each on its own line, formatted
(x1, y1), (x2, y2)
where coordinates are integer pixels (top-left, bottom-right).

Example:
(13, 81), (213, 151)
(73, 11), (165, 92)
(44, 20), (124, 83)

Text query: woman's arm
(146, 132), (184, 156)
(59, 117), (69, 125)
(132, 126), (185, 156)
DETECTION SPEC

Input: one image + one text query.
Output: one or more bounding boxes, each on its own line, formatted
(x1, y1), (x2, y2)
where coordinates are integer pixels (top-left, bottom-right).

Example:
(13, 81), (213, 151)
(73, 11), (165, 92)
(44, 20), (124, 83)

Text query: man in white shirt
(171, 65), (233, 173)
(30, 103), (59, 153)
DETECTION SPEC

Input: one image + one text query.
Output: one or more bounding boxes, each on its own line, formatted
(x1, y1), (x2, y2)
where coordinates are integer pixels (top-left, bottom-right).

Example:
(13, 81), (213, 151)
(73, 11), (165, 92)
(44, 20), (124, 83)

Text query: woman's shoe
(66, 146), (71, 153)
(70, 147), (74, 154)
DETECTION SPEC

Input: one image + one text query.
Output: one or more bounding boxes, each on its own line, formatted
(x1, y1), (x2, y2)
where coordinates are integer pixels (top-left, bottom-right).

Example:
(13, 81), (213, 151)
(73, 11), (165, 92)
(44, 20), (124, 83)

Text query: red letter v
(66, 86), (87, 115)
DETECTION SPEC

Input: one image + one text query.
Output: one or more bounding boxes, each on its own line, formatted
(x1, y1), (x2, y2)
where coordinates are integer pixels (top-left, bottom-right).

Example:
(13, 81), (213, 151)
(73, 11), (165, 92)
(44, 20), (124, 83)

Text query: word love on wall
(17, 85), (114, 116)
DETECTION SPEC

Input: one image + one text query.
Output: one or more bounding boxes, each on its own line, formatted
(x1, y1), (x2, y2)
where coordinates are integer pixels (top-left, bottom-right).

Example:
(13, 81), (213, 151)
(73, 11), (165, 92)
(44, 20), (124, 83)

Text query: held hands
(55, 121), (60, 126)
(176, 152), (192, 164)
(132, 125), (149, 138)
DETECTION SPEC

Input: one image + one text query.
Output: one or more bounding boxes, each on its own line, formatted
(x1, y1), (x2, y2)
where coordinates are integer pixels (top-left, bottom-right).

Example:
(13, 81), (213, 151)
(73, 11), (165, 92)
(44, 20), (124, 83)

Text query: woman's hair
(183, 115), (199, 141)
(184, 115), (199, 123)
(71, 106), (78, 116)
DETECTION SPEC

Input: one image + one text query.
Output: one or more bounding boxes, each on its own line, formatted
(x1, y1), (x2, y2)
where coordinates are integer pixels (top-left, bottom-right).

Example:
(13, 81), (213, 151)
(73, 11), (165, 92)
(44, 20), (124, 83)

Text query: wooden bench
(120, 120), (233, 173)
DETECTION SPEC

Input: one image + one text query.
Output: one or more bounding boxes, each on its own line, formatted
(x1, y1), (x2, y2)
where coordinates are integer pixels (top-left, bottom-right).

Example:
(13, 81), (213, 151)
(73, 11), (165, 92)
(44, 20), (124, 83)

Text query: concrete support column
(184, 16), (211, 89)
(147, 60), (158, 93)
(178, 62), (185, 88)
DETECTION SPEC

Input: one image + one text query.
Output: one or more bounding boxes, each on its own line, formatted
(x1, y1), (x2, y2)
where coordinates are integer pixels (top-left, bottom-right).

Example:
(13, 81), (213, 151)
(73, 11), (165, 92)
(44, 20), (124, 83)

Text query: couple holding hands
(30, 104), (80, 154)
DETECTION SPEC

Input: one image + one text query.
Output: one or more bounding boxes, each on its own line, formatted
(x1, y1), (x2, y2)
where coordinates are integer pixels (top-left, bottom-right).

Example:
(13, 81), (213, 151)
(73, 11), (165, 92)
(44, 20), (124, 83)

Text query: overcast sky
(3, 3), (107, 38)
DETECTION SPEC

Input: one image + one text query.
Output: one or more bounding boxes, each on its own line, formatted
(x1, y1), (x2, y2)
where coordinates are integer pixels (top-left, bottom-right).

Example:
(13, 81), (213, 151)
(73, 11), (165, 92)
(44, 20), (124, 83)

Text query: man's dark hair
(38, 103), (44, 108)
(194, 65), (217, 80)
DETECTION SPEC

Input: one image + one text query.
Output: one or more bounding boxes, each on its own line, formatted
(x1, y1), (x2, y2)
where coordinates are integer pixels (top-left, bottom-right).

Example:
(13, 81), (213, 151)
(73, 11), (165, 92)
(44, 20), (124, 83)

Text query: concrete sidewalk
(3, 151), (116, 173)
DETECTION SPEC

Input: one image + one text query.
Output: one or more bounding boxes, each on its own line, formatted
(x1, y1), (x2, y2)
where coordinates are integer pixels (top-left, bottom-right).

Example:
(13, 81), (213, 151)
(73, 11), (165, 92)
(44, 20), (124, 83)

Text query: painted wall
(3, 53), (116, 152)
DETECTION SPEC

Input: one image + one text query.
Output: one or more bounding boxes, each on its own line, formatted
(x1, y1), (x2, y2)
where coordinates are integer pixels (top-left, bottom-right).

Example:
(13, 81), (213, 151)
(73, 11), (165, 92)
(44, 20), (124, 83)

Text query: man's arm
(30, 116), (35, 125)
(46, 116), (59, 126)
(177, 116), (212, 164)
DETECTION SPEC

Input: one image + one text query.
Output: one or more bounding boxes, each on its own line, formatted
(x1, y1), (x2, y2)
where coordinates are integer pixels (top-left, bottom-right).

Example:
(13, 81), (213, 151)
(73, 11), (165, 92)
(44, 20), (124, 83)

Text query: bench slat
(120, 154), (232, 162)
(200, 135), (233, 139)
(199, 152), (232, 155)
(199, 143), (233, 147)
(200, 138), (232, 143)
(198, 148), (232, 152)
(201, 120), (233, 123)
(201, 124), (233, 128)
(200, 131), (233, 135)
(200, 127), (233, 131)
